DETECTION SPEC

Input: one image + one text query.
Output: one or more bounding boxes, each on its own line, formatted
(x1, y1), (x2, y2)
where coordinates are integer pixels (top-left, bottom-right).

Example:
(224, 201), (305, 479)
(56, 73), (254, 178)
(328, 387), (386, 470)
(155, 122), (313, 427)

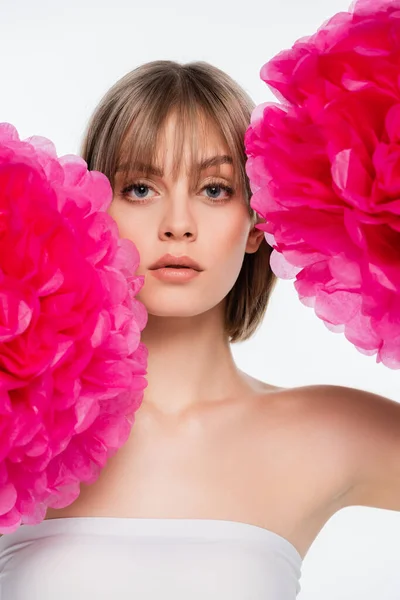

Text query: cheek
(108, 201), (138, 238)
(107, 202), (151, 271)
(207, 210), (251, 289)
(210, 208), (250, 262)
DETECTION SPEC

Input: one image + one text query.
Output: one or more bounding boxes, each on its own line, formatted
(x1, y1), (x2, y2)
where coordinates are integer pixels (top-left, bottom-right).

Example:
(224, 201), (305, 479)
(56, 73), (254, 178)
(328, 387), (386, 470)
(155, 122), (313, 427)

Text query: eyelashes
(120, 178), (236, 204)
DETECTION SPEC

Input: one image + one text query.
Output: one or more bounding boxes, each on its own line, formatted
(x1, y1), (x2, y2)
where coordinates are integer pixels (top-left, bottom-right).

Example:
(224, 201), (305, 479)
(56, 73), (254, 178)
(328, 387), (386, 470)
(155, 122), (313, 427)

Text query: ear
(245, 217), (265, 254)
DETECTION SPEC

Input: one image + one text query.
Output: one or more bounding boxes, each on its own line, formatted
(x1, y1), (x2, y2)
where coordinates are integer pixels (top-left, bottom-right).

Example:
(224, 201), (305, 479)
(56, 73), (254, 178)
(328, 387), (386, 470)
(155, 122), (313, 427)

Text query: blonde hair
(80, 60), (277, 342)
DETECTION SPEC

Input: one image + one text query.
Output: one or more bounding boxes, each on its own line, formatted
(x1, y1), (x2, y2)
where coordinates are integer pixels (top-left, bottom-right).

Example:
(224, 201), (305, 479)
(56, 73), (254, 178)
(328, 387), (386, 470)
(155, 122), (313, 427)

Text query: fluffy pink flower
(245, 0), (400, 369)
(0, 123), (148, 533)
(262, 0), (400, 113)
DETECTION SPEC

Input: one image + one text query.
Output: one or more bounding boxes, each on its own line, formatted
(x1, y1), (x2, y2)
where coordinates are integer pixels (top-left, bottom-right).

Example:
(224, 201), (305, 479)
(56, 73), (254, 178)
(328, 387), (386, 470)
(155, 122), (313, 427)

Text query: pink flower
(245, 0), (400, 369)
(262, 0), (400, 114)
(0, 123), (148, 533)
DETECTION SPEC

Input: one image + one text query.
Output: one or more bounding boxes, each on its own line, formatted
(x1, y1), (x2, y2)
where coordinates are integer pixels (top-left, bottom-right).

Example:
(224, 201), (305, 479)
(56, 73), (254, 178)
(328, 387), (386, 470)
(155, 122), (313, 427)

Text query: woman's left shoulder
(265, 382), (399, 429)
(269, 384), (400, 512)
(286, 383), (400, 439)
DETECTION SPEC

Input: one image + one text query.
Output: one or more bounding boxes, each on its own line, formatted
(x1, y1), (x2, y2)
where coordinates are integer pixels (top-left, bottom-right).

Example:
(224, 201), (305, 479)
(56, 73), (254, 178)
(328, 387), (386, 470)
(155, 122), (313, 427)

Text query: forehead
(155, 112), (230, 167)
(117, 109), (237, 184)
(162, 111), (226, 145)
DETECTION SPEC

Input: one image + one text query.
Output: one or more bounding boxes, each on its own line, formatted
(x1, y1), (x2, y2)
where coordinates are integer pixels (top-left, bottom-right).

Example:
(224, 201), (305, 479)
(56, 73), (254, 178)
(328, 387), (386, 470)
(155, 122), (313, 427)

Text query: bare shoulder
(260, 383), (400, 510)
(264, 382), (396, 447)
(238, 383), (353, 517)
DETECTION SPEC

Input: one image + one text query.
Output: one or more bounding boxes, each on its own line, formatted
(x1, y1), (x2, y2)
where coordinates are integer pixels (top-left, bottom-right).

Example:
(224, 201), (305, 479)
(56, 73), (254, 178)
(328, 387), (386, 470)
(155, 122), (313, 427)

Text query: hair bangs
(116, 89), (248, 200)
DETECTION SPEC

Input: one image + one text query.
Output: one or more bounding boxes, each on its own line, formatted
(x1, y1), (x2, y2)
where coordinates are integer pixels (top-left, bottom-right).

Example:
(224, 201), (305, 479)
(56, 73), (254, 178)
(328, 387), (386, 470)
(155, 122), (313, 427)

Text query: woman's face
(109, 112), (263, 318)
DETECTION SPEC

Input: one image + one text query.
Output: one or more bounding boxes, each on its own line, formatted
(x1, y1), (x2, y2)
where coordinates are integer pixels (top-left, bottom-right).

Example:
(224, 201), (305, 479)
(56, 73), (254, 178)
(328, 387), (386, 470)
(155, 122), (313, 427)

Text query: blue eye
(202, 182), (234, 202)
(133, 184), (149, 198)
(206, 185), (222, 198)
(121, 181), (157, 202)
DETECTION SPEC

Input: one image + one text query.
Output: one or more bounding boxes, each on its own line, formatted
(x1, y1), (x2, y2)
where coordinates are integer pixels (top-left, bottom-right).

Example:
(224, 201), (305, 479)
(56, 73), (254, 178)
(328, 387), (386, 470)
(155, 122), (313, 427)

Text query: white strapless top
(0, 517), (303, 599)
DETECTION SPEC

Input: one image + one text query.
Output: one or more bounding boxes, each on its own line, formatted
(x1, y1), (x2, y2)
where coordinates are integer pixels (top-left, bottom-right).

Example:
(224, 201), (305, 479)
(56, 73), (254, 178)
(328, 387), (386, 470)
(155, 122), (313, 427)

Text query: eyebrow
(116, 154), (233, 176)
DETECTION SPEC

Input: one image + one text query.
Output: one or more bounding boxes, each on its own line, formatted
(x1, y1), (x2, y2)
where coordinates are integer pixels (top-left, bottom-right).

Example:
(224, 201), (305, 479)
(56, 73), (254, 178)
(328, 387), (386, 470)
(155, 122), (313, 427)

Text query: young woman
(0, 60), (399, 600)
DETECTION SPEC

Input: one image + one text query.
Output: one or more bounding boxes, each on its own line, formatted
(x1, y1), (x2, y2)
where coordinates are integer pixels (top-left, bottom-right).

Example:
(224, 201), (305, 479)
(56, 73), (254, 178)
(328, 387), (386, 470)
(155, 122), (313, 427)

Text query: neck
(138, 304), (247, 417)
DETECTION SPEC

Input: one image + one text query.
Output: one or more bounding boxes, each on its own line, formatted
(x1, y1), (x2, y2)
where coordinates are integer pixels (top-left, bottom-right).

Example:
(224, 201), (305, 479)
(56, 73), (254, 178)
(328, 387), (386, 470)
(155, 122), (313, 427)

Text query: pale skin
(45, 112), (400, 561)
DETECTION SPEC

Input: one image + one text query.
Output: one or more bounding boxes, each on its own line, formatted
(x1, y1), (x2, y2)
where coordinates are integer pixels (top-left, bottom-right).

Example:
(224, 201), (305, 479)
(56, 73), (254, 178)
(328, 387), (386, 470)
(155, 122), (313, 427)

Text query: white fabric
(0, 517), (302, 599)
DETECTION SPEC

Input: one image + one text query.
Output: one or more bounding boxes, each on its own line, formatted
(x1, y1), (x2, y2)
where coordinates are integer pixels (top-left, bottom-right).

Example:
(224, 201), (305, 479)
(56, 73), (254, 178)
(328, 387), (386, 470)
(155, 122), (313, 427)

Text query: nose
(158, 195), (197, 241)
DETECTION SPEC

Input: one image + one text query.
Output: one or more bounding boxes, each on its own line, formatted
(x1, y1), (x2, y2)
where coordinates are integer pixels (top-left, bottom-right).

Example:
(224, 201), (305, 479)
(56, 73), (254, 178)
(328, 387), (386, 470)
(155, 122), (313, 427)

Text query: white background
(0, 0), (399, 597)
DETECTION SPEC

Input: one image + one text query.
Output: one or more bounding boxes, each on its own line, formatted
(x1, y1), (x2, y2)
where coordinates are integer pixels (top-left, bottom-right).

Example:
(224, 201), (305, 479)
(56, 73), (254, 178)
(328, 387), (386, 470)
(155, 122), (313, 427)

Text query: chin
(138, 291), (223, 320)
(144, 303), (210, 319)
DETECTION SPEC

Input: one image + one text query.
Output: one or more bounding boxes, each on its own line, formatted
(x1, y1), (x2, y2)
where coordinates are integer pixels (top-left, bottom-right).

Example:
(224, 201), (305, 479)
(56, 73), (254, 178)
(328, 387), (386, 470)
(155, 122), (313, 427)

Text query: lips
(149, 253), (202, 271)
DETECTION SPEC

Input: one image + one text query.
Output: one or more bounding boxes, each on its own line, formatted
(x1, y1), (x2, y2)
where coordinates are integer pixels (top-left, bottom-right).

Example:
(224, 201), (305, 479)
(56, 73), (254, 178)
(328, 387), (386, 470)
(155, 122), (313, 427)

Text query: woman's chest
(48, 404), (283, 518)
(44, 398), (339, 557)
